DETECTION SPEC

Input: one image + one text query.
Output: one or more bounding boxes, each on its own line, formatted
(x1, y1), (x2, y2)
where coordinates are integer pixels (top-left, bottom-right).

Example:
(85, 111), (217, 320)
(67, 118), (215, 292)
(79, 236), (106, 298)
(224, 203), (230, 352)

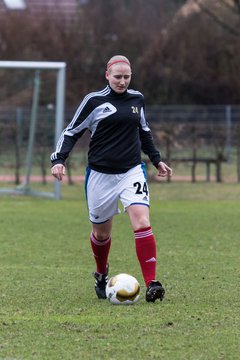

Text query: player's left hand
(51, 164), (66, 181)
(157, 161), (172, 177)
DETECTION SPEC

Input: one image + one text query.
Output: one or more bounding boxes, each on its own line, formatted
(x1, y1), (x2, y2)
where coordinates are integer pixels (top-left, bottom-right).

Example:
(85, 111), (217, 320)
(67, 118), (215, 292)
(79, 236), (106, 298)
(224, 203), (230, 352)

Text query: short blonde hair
(107, 55), (131, 71)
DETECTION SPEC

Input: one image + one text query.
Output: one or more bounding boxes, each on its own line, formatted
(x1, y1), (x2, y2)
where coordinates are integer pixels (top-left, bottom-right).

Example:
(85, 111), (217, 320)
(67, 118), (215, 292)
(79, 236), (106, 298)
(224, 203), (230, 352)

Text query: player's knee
(93, 230), (111, 241)
(133, 216), (150, 231)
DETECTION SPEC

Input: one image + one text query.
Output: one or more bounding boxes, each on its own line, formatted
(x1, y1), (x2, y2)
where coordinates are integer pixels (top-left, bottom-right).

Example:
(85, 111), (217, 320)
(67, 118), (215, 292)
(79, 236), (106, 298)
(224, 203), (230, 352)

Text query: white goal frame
(0, 61), (66, 200)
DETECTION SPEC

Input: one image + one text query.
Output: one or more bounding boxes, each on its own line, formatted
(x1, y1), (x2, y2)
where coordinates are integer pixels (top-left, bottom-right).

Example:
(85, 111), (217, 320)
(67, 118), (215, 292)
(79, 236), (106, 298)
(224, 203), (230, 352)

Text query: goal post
(0, 61), (66, 200)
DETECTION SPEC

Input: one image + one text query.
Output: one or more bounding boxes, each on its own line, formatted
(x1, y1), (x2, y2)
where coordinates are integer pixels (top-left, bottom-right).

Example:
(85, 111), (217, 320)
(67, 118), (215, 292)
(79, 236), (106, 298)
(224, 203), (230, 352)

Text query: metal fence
(0, 104), (240, 183)
(146, 105), (240, 124)
(146, 104), (240, 157)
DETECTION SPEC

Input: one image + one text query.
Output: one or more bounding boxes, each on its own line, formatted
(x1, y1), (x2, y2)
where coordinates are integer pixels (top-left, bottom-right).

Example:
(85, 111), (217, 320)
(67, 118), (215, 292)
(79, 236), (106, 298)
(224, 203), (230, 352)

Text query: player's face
(106, 64), (132, 93)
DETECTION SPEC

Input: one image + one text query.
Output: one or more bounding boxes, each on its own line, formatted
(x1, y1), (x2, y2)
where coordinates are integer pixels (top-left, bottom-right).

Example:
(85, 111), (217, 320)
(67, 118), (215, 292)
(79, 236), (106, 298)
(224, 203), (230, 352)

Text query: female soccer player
(51, 55), (172, 302)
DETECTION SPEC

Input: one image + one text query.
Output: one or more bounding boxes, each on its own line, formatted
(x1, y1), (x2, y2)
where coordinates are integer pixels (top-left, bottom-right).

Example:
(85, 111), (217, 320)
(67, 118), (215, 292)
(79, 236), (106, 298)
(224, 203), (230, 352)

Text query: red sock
(90, 232), (111, 274)
(134, 226), (157, 287)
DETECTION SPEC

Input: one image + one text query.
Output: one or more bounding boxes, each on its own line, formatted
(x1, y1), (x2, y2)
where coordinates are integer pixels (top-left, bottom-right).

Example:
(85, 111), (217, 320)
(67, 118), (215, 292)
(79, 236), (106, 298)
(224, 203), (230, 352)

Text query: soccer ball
(106, 273), (140, 305)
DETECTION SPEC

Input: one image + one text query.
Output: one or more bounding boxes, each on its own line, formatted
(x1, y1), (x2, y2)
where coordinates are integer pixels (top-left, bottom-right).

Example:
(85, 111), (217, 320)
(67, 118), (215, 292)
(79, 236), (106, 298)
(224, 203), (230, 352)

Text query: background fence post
(225, 105), (232, 161)
(15, 107), (23, 185)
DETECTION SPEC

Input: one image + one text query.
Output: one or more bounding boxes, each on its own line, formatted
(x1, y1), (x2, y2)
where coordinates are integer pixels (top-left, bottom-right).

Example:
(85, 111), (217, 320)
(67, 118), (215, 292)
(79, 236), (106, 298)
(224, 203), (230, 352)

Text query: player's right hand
(51, 164), (65, 181)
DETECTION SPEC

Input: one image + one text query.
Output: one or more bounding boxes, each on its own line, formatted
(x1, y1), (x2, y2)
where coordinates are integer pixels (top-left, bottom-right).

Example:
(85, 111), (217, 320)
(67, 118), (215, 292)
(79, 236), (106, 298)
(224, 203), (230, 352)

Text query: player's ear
(105, 70), (109, 80)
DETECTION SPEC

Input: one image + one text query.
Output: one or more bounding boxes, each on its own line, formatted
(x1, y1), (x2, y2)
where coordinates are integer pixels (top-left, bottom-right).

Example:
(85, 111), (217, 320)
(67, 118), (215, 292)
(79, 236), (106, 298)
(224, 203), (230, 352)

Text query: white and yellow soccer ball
(106, 273), (140, 305)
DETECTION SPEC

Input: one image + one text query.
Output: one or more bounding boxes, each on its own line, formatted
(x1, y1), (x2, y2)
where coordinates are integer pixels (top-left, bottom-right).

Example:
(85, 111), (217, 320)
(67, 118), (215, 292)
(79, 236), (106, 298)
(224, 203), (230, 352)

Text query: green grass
(0, 183), (240, 360)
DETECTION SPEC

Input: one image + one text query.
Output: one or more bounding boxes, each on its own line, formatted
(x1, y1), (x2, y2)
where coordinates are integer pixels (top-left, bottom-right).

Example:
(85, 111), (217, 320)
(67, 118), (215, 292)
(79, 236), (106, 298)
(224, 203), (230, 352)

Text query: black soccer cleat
(93, 264), (109, 299)
(146, 280), (165, 303)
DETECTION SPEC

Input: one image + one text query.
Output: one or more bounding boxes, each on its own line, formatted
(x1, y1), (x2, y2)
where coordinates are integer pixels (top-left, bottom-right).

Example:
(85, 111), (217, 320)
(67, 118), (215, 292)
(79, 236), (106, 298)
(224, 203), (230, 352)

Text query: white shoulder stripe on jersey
(127, 88), (143, 96)
(51, 86), (111, 160)
(140, 107), (150, 132)
(66, 86), (111, 131)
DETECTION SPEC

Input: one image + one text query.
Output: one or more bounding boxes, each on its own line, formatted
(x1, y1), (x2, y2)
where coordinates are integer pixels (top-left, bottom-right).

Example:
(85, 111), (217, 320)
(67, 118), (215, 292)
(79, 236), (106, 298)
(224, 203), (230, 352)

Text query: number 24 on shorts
(133, 181), (148, 195)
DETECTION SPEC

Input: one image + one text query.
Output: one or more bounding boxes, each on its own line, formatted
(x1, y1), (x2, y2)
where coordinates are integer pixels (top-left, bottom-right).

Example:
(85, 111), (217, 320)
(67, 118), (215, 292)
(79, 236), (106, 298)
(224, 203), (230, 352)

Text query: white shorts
(85, 163), (150, 223)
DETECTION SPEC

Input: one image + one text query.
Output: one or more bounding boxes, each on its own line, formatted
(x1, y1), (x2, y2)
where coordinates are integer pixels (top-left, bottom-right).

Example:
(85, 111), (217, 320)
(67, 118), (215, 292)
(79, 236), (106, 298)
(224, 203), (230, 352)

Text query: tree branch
(233, 0), (240, 12)
(220, 0), (239, 14)
(194, 0), (240, 36)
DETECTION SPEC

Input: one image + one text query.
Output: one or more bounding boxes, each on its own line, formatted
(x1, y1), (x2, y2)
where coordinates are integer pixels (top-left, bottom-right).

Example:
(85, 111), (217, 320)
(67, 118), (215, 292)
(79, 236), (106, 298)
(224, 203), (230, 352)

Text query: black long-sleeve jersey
(51, 85), (161, 174)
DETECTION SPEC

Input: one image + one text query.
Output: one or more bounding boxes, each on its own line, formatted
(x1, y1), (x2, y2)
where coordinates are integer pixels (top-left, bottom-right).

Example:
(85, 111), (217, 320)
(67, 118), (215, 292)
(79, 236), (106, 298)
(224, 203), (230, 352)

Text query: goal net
(0, 61), (66, 200)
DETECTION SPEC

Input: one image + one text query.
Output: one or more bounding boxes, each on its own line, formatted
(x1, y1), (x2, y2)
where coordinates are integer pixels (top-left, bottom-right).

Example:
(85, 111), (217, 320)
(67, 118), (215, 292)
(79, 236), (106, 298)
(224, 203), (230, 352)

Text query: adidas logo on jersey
(103, 106), (111, 113)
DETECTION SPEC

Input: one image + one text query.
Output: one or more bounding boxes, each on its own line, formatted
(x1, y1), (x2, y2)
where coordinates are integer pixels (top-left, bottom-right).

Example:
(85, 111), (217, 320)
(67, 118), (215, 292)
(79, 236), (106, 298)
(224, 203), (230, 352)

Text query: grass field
(0, 182), (240, 360)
